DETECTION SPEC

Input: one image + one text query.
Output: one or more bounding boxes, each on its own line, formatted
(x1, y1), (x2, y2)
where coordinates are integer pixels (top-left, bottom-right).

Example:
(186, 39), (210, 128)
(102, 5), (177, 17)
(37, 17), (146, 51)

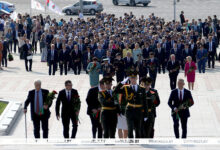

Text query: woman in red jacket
(185, 56), (197, 90)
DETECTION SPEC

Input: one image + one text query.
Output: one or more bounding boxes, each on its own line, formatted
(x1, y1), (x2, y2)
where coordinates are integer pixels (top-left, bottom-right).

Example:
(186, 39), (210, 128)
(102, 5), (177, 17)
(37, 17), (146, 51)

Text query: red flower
(74, 95), (80, 98)
(93, 63), (96, 67)
(153, 99), (158, 105)
(52, 90), (58, 94)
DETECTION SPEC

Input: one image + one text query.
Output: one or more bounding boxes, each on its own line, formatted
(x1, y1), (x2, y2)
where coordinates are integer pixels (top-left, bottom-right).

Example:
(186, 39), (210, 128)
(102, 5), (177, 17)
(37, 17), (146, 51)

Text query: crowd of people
(0, 12), (219, 89)
(0, 11), (219, 139)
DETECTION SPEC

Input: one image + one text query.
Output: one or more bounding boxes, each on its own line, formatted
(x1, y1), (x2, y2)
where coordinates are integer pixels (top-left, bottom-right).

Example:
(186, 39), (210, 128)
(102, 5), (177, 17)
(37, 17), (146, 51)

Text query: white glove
(121, 77), (130, 84)
(144, 118), (148, 122)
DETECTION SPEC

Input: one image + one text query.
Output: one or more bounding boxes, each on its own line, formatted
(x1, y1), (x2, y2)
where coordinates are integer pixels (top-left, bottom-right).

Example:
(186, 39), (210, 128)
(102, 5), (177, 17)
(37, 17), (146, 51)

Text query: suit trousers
(1, 55), (7, 67)
(62, 114), (78, 138)
(73, 61), (81, 75)
(142, 115), (155, 138)
(208, 51), (215, 68)
(48, 61), (57, 75)
(89, 114), (103, 138)
(101, 110), (117, 138)
(149, 72), (157, 88)
(60, 62), (68, 75)
(172, 115), (188, 138)
(126, 108), (142, 138)
(169, 73), (178, 90)
(32, 114), (49, 138)
(25, 59), (32, 71)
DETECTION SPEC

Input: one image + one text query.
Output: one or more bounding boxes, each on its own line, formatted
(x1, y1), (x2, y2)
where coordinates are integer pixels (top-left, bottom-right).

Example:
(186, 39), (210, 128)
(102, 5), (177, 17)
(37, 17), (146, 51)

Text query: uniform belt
(102, 107), (116, 110)
(127, 103), (143, 108)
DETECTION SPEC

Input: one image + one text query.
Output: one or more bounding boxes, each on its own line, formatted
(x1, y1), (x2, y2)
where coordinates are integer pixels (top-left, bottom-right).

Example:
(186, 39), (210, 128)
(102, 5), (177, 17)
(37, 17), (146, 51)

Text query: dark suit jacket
(47, 49), (59, 63)
(71, 50), (82, 63)
(86, 87), (101, 115)
(55, 89), (80, 117)
(168, 88), (194, 118)
(23, 44), (32, 59)
(123, 57), (134, 70)
(59, 50), (70, 62)
(167, 60), (180, 75)
(24, 89), (50, 120)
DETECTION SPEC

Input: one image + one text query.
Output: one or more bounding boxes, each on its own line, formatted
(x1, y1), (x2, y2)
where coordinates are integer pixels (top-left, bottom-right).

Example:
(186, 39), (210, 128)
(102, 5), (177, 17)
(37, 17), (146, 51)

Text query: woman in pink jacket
(185, 56), (197, 90)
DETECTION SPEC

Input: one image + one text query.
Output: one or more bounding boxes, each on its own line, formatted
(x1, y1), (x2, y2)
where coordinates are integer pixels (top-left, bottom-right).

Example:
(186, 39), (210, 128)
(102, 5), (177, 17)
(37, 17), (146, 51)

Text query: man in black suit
(59, 44), (70, 75)
(155, 43), (166, 74)
(114, 53), (125, 83)
(167, 54), (180, 90)
(12, 26), (19, 53)
(180, 11), (185, 25)
(24, 80), (50, 138)
(23, 39), (33, 72)
(168, 79), (194, 138)
(147, 52), (158, 88)
(86, 79), (104, 138)
(71, 44), (82, 75)
(56, 80), (81, 138)
(47, 44), (58, 75)
(206, 36), (217, 68)
(1, 38), (9, 67)
(123, 52), (134, 77)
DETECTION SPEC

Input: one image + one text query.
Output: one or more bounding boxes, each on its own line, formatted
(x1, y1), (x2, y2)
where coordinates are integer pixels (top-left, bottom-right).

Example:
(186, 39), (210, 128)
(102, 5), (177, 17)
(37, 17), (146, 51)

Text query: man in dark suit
(23, 39), (33, 72)
(86, 79), (104, 138)
(24, 80), (50, 138)
(71, 44), (82, 75)
(147, 52), (158, 88)
(1, 38), (9, 67)
(180, 11), (185, 25)
(56, 80), (81, 138)
(168, 79), (194, 138)
(47, 44), (58, 75)
(167, 54), (180, 90)
(59, 44), (70, 75)
(12, 26), (19, 53)
(155, 43), (166, 74)
(123, 52), (135, 77)
(114, 53), (125, 83)
(206, 36), (217, 68)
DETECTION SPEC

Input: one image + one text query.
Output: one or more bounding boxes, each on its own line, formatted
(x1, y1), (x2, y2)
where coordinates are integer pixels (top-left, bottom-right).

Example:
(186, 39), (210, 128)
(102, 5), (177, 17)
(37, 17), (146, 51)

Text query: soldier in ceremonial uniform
(99, 77), (120, 138)
(114, 53), (125, 83)
(114, 71), (146, 138)
(140, 77), (160, 138)
(101, 58), (115, 78)
(147, 52), (159, 88)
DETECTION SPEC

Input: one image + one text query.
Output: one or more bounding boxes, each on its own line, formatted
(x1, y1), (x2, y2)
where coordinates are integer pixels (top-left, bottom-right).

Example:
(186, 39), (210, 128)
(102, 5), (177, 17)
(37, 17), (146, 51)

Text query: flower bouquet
(44, 90), (58, 106)
(187, 66), (195, 74)
(172, 98), (194, 120)
(149, 62), (156, 71)
(8, 53), (14, 61)
(90, 62), (97, 72)
(72, 94), (81, 122)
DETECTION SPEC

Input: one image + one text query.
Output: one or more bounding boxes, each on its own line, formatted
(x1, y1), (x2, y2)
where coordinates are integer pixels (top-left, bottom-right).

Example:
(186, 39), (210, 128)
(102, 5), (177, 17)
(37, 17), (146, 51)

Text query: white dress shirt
(65, 89), (71, 100)
(131, 84), (138, 92)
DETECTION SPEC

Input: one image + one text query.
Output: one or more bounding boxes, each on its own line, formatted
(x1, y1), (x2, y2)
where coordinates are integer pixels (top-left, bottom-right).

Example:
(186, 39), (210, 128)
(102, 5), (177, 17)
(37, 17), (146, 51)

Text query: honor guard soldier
(98, 77), (120, 138)
(114, 71), (146, 138)
(101, 58), (115, 78)
(140, 77), (160, 138)
(114, 53), (125, 83)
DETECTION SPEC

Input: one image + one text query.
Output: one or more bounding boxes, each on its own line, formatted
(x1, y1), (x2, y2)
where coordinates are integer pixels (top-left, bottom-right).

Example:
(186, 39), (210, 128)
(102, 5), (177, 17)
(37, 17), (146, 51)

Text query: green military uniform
(143, 87), (160, 138)
(114, 72), (146, 138)
(98, 78), (120, 138)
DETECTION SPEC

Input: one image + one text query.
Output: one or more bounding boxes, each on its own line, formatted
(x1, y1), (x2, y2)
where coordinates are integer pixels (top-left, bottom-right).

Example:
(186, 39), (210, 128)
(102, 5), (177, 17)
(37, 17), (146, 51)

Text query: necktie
(68, 91), (70, 101)
(133, 85), (135, 92)
(180, 90), (182, 101)
(36, 91), (39, 114)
